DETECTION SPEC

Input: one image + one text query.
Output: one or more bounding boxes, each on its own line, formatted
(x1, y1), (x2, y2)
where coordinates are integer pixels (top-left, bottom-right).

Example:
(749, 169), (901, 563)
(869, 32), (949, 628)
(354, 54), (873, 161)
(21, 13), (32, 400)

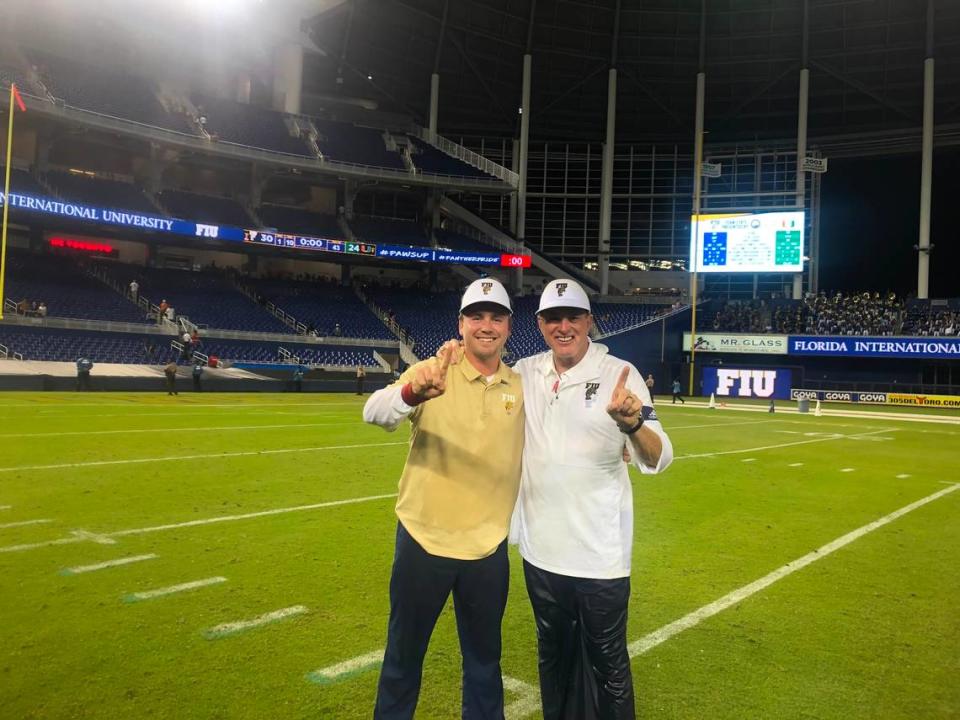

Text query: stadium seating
(312, 118), (405, 170)
(258, 205), (344, 239)
(4, 249), (149, 324)
(193, 95), (313, 157)
(118, 267), (290, 333)
(245, 278), (394, 340)
(769, 292), (902, 336)
(44, 171), (159, 214)
(159, 190), (255, 227)
(0, 166), (48, 197)
(0, 326), (381, 366)
(592, 302), (662, 335)
(351, 215), (429, 246)
(433, 228), (494, 253)
(901, 299), (958, 336)
(30, 51), (194, 134)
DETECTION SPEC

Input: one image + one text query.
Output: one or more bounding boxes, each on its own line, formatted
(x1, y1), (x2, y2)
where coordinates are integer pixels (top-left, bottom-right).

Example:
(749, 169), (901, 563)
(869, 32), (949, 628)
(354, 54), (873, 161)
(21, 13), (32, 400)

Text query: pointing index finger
(438, 345), (452, 373)
(614, 366), (630, 392)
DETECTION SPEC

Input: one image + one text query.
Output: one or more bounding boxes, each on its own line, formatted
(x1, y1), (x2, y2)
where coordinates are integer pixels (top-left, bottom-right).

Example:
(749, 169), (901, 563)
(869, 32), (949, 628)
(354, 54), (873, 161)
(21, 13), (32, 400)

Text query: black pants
(374, 522), (509, 720)
(357, 377), (365, 395)
(672, 392), (684, 404)
(523, 560), (635, 720)
(193, 377), (202, 392)
(77, 372), (90, 391)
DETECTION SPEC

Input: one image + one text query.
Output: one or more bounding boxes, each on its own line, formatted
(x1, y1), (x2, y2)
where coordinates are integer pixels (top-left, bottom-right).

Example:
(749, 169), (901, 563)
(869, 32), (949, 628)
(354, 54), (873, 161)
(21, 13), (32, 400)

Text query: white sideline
(674, 427), (895, 460)
(0, 493), (398, 553)
(0, 440), (408, 474)
(625, 482), (960, 659)
(64, 554), (158, 574)
(0, 421), (368, 439)
(0, 518), (52, 529)
(668, 401), (960, 425)
(204, 605), (307, 638)
(126, 576), (226, 601)
(309, 483), (960, 719)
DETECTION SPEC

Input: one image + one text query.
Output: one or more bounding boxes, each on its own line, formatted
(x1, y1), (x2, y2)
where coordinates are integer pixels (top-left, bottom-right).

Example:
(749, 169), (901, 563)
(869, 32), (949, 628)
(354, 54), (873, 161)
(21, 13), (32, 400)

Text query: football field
(0, 392), (957, 719)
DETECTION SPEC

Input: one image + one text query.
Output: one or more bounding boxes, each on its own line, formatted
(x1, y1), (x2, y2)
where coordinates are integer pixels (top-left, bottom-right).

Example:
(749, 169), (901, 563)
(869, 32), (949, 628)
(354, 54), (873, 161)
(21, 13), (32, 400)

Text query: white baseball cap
(460, 278), (512, 315)
(537, 279), (591, 314)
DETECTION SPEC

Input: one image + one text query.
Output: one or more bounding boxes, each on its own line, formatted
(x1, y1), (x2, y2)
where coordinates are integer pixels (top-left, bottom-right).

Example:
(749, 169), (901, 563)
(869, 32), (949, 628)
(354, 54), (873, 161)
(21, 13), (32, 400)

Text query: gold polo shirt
(393, 356), (524, 560)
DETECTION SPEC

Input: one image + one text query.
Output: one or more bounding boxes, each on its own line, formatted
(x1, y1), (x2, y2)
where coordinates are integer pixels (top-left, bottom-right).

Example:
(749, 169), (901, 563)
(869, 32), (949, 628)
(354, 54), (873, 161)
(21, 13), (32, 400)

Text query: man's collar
(539, 341), (608, 382)
(458, 354), (515, 384)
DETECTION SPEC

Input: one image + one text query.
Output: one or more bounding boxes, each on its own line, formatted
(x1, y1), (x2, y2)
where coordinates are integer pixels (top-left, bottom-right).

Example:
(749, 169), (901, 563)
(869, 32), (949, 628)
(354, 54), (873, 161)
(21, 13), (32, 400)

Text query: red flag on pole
(11, 83), (26, 113)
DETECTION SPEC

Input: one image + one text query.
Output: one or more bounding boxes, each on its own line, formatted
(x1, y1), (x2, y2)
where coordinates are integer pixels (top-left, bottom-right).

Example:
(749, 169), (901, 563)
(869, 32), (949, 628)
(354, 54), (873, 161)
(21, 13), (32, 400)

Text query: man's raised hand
(606, 366), (643, 430)
(412, 344), (453, 400)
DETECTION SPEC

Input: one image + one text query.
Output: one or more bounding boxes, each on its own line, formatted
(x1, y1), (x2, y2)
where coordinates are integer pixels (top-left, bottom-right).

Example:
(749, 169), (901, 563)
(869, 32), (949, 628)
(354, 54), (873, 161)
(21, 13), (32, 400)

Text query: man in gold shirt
(363, 278), (524, 720)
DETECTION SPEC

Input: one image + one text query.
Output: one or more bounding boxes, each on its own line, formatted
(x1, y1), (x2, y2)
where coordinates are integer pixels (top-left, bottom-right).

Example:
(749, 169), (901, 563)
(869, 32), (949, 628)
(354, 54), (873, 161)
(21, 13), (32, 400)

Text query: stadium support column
(598, 68), (616, 296)
(794, 0), (809, 301)
(688, 0), (707, 398)
(599, 0), (620, 297)
(429, 74), (440, 140)
(272, 42), (303, 114)
(918, 0), (935, 299)
(516, 53), (532, 293)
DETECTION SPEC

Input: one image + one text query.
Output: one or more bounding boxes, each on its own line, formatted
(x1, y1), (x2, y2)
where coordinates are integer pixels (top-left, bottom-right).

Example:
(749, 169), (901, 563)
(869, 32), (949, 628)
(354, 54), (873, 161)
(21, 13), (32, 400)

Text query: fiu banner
(788, 336), (960, 359)
(790, 389), (889, 404)
(702, 367), (792, 399)
(684, 332), (788, 355)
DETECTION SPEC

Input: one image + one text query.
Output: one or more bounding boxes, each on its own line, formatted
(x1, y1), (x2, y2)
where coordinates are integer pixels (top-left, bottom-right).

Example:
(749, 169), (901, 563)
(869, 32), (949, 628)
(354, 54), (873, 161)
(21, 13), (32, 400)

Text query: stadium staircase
(437, 196), (620, 294)
(354, 286), (420, 364)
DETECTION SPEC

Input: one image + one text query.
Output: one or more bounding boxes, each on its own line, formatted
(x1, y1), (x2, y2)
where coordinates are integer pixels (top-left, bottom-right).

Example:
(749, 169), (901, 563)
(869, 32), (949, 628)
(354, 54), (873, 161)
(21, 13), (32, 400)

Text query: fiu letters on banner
(701, 367), (792, 399)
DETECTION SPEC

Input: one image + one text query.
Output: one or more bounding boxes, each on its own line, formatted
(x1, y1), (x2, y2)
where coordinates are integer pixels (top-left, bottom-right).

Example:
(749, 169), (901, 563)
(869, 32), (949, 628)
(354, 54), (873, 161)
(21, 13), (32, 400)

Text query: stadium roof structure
(303, 0), (960, 144)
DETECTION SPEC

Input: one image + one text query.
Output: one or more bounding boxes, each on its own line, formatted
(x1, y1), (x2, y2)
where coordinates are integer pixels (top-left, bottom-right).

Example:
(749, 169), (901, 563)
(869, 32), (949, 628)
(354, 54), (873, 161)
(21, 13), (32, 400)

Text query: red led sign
(500, 254), (532, 268)
(49, 237), (115, 254)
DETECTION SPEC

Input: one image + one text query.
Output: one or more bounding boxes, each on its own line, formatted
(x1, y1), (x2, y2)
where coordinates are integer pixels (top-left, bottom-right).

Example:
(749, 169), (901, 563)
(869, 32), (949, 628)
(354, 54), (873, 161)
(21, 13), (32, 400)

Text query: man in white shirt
(512, 279), (673, 719)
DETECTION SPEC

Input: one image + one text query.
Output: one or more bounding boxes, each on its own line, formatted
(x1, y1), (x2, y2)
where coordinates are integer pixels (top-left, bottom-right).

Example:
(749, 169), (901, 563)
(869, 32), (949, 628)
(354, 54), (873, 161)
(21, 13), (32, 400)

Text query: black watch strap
(620, 417), (645, 435)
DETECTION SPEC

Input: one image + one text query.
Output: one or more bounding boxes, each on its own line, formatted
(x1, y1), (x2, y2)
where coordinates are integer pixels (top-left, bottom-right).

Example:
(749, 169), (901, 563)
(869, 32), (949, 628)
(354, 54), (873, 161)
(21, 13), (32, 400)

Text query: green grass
(0, 392), (957, 719)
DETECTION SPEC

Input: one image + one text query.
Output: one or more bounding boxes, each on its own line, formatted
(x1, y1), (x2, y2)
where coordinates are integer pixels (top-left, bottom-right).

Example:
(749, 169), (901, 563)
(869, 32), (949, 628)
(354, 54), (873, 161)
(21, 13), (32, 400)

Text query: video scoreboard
(690, 210), (804, 273)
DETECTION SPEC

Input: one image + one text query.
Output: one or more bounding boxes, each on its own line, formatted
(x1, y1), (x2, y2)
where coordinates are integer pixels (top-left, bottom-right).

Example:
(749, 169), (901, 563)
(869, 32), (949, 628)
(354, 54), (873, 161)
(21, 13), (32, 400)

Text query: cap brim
(461, 301), (512, 315)
(537, 305), (591, 315)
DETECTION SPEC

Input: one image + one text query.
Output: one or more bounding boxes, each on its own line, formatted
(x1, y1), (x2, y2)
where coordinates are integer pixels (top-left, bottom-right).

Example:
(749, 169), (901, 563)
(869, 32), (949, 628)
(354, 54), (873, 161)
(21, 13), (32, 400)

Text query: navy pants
(523, 560), (635, 720)
(374, 522), (509, 720)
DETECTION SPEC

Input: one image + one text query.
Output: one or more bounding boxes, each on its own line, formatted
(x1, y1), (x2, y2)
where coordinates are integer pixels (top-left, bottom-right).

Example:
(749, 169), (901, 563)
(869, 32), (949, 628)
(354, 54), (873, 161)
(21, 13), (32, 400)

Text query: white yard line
(125, 576), (227, 602)
(0, 421), (365, 439)
(896, 474), (911, 479)
(674, 428), (895, 460)
(0, 440), (408, 474)
(624, 483), (960, 659)
(306, 484), (960, 719)
(204, 605), (308, 639)
(0, 505), (10, 510)
(0, 518), (52, 530)
(840, 468), (856, 473)
(63, 554), (158, 575)
(788, 463), (804, 467)
(0, 493), (398, 554)
(667, 401), (960, 425)
(663, 419), (773, 431)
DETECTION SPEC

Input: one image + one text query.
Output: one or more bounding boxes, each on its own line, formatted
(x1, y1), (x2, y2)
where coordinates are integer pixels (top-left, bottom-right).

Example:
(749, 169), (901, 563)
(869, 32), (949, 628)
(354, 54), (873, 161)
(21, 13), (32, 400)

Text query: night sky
(818, 149), (959, 299)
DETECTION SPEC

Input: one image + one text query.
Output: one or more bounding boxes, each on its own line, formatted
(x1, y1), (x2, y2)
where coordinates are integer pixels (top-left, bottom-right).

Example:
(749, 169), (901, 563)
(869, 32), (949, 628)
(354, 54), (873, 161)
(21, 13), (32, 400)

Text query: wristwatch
(620, 417), (645, 435)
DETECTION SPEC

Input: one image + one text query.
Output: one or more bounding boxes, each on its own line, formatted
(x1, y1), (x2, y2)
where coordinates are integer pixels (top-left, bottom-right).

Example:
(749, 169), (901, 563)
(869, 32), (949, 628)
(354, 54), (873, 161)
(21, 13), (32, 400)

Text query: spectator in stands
(129, 280), (138, 302)
(191, 329), (200, 347)
(164, 361), (179, 395)
(672, 378), (685, 405)
(157, 299), (169, 325)
(356, 365), (366, 395)
(333, 322), (342, 337)
(181, 330), (192, 361)
(362, 278), (523, 720)
(192, 362), (204, 392)
(76, 357), (93, 391)
(37, 302), (47, 318)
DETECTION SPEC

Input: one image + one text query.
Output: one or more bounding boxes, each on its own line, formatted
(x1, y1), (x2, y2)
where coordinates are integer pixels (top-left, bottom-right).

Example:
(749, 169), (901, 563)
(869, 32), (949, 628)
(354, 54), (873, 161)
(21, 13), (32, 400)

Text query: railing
(414, 125), (519, 187)
(278, 346), (302, 364)
(8, 91), (512, 191)
(0, 342), (7, 358)
(593, 303), (693, 340)
(264, 300), (306, 334)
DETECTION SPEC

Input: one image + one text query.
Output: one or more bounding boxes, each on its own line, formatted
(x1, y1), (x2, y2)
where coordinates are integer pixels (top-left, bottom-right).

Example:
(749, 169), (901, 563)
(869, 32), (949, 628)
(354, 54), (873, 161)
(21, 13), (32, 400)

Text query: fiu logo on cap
(556, 282), (568, 297)
(502, 393), (517, 414)
(481, 282), (493, 295)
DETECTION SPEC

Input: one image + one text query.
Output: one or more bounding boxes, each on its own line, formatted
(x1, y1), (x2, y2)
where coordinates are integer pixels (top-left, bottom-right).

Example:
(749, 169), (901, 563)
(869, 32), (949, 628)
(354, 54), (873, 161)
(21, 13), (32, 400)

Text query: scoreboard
(690, 211), (804, 273)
